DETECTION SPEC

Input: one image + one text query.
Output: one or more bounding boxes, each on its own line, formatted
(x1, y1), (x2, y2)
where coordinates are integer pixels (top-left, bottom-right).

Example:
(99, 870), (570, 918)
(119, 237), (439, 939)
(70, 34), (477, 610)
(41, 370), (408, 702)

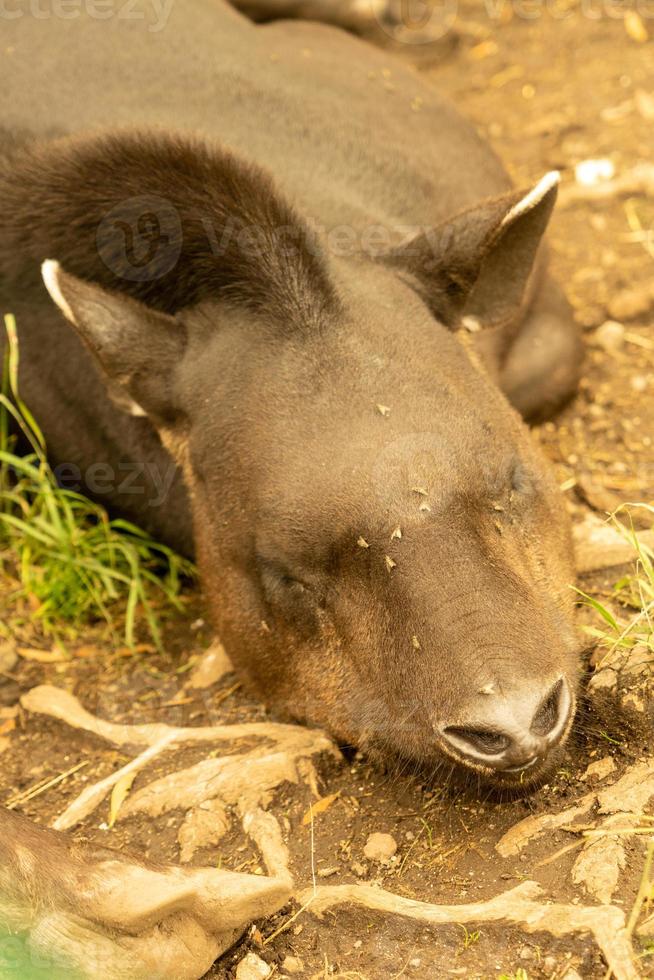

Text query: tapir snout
(437, 676), (574, 775)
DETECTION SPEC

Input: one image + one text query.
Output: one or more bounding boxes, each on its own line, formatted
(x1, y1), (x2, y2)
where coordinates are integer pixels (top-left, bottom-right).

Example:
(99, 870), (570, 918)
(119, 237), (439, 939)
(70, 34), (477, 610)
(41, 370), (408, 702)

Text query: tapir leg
(232, 0), (377, 30)
(0, 807), (290, 980)
(231, 0), (425, 38)
(499, 277), (584, 423)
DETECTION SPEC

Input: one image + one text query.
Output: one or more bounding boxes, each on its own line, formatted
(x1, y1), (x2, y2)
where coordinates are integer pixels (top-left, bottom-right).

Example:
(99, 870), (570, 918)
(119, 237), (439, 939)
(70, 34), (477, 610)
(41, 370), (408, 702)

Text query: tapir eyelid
(256, 554), (311, 594)
(510, 461), (533, 496)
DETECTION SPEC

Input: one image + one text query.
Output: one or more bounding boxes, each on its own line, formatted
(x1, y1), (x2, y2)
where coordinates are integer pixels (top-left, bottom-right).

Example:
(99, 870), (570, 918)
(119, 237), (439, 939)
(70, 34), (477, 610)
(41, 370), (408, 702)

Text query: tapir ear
(42, 260), (186, 424)
(389, 172), (560, 329)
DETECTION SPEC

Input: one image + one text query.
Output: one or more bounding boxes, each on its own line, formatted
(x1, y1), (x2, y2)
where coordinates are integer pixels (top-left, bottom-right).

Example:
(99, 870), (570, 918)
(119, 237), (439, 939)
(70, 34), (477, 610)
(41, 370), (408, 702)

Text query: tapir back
(0, 0), (509, 233)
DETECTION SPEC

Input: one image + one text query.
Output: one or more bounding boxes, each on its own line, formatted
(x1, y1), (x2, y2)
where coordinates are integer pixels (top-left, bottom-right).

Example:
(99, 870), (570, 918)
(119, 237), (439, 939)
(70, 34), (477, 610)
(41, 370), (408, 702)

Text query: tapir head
(39, 133), (579, 789)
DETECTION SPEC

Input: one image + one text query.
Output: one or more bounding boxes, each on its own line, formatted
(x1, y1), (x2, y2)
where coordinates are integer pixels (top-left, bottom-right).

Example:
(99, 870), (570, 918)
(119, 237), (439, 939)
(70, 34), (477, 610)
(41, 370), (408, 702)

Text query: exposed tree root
(573, 514), (654, 574)
(21, 683), (331, 752)
(588, 643), (654, 737)
(11, 684), (654, 979)
(497, 760), (654, 915)
(0, 684), (334, 978)
(21, 683), (337, 862)
(296, 880), (639, 980)
(0, 807), (291, 980)
(53, 733), (178, 831)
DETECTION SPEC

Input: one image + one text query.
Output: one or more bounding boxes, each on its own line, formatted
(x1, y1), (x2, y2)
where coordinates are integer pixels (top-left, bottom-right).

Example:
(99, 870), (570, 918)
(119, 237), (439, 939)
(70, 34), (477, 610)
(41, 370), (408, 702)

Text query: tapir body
(0, 0), (583, 782)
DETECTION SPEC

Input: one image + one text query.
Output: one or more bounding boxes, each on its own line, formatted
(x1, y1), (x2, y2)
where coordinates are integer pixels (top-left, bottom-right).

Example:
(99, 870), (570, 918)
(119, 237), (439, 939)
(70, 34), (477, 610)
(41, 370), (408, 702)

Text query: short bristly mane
(0, 129), (337, 328)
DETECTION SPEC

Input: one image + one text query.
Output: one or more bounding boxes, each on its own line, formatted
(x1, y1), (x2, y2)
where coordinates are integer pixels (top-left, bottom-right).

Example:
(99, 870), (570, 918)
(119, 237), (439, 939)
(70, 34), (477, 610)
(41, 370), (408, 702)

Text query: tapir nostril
(531, 678), (565, 737)
(442, 726), (511, 757)
(439, 676), (573, 772)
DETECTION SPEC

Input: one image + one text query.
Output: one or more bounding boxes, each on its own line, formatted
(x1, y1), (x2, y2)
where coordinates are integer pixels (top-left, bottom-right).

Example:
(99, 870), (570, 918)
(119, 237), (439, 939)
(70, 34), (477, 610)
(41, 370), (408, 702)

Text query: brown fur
(0, 131), (336, 327)
(0, 0), (583, 786)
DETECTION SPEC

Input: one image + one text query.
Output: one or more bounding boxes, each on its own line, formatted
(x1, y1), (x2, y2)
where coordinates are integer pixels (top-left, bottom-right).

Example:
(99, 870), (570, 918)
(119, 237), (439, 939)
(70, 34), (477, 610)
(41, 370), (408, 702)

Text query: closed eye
(256, 556), (310, 602)
(510, 460), (534, 496)
(257, 556), (307, 592)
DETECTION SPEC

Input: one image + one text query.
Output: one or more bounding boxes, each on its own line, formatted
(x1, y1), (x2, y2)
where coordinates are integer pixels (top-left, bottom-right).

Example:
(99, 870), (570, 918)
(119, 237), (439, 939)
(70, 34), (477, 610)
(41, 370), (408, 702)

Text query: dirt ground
(2, 4), (654, 979)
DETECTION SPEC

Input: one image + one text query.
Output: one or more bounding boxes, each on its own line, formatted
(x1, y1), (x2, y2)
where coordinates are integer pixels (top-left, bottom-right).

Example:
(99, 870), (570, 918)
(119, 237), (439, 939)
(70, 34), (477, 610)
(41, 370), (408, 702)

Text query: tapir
(0, 1), (584, 791)
(0, 2), (588, 969)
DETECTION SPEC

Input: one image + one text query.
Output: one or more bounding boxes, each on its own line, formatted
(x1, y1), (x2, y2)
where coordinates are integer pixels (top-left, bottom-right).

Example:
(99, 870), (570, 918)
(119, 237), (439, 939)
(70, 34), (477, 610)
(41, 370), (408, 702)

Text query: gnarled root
(297, 880), (639, 980)
(0, 807), (290, 980)
(21, 684), (337, 863)
(496, 757), (654, 956)
(1, 684), (336, 979)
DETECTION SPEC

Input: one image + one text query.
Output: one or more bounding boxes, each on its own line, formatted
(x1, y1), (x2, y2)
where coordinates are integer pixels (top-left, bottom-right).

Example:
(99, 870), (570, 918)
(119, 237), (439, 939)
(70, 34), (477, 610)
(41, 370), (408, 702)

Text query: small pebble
(593, 320), (624, 352)
(0, 642), (17, 673)
(235, 952), (272, 980)
(363, 832), (397, 862)
(575, 158), (614, 185)
(609, 284), (654, 321)
(282, 956), (304, 974)
(581, 756), (616, 781)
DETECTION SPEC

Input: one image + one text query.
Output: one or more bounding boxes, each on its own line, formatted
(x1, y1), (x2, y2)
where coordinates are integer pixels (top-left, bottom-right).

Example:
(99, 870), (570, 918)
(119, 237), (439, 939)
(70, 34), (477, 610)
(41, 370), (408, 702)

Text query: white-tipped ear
(386, 172), (560, 329)
(501, 171), (560, 229)
(38, 261), (187, 425)
(41, 259), (76, 323)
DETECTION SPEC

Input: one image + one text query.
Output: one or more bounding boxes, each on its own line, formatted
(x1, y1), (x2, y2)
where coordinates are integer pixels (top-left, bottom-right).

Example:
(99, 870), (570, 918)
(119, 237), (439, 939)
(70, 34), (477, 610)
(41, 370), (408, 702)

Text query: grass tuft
(576, 505), (654, 660)
(0, 313), (195, 650)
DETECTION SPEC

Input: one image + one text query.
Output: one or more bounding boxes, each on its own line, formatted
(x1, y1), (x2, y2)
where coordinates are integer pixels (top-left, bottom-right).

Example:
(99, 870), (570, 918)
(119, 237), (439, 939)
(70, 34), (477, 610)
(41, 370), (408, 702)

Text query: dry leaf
(469, 40), (498, 60)
(161, 695), (194, 708)
(17, 647), (68, 664)
(0, 736), (10, 755)
(0, 718), (16, 736)
(625, 10), (648, 42)
(186, 641), (233, 690)
(302, 791), (341, 826)
(109, 771), (138, 827)
(74, 645), (103, 659)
